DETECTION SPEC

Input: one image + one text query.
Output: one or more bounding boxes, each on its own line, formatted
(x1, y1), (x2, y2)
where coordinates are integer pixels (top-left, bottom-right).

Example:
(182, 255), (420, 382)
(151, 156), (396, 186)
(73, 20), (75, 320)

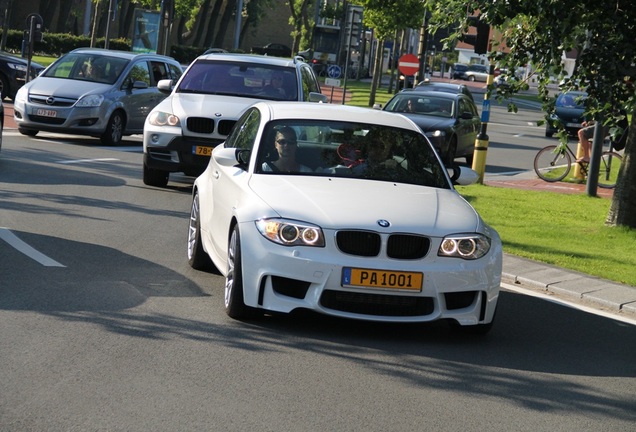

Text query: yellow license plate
(342, 267), (423, 291)
(193, 146), (213, 156)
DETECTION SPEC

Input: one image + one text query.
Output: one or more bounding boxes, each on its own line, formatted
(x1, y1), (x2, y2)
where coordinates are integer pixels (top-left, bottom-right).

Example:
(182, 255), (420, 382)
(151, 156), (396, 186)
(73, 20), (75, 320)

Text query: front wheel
(100, 111), (125, 145)
(18, 127), (38, 137)
(143, 163), (169, 188)
(597, 151), (623, 189)
(534, 145), (571, 182)
(225, 226), (259, 319)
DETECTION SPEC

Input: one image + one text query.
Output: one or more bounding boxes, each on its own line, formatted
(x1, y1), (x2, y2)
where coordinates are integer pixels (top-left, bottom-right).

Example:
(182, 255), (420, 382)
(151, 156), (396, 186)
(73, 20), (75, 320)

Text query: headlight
(255, 218), (325, 247)
(148, 111), (181, 127)
(438, 234), (491, 260)
(425, 130), (446, 138)
(14, 87), (27, 104)
(76, 94), (104, 108)
(8, 63), (27, 72)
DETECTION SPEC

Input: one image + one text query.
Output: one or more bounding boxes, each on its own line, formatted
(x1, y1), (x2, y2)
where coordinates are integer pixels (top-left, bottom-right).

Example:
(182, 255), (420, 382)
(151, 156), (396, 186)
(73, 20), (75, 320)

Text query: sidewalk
(3, 101), (634, 320)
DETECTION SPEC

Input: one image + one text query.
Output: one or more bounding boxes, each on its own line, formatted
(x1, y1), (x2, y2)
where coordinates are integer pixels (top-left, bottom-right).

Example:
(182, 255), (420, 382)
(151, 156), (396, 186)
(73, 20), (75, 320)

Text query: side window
(123, 61), (151, 88)
(300, 65), (320, 100)
(150, 61), (169, 85)
(225, 108), (261, 151)
(168, 63), (183, 82)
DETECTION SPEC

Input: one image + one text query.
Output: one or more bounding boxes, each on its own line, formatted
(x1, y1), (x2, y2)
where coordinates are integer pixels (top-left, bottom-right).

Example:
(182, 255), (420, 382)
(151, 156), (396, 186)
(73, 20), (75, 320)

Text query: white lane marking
(57, 158), (119, 165)
(0, 228), (65, 267)
(502, 283), (636, 326)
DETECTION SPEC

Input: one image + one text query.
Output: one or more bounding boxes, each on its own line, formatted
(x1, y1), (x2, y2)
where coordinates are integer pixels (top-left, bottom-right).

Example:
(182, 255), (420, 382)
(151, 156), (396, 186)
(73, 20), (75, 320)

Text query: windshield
(384, 94), (454, 119)
(255, 120), (450, 189)
(177, 60), (298, 101)
(556, 92), (586, 109)
(44, 53), (129, 85)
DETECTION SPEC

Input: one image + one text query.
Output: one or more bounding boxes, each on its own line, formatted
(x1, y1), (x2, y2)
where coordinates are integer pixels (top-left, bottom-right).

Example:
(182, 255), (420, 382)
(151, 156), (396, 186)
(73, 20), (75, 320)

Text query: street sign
(481, 99), (491, 123)
(398, 54), (419, 76)
(327, 65), (341, 79)
(325, 78), (341, 87)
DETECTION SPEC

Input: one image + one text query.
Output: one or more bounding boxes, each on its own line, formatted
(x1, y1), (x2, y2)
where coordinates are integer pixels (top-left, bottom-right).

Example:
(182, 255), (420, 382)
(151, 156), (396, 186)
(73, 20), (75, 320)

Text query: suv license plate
(342, 267), (423, 291)
(193, 146), (213, 156)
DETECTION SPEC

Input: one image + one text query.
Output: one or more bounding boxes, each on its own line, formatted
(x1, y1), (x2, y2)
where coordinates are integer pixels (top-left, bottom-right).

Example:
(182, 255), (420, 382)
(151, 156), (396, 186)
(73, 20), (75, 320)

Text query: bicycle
(533, 140), (623, 188)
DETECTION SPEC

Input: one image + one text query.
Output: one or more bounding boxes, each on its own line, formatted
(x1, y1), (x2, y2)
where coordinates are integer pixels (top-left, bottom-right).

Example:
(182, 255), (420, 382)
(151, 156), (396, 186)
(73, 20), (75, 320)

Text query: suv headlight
(148, 111), (181, 127)
(76, 94), (104, 107)
(438, 234), (491, 260)
(256, 218), (325, 247)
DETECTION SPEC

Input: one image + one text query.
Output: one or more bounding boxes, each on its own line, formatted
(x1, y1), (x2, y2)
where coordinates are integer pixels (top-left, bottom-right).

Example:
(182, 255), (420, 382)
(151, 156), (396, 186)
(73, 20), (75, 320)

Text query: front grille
(336, 231), (381, 257)
(336, 231), (430, 259)
(28, 95), (76, 107)
(27, 115), (65, 125)
(187, 117), (214, 133)
(320, 290), (434, 317)
(218, 119), (237, 136)
(387, 234), (430, 259)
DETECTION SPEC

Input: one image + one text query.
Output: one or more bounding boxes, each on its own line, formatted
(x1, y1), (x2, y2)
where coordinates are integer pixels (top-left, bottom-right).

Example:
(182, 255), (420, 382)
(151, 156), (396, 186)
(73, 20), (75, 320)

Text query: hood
(249, 176), (480, 237)
(24, 77), (111, 98)
(400, 113), (454, 132)
(166, 93), (264, 120)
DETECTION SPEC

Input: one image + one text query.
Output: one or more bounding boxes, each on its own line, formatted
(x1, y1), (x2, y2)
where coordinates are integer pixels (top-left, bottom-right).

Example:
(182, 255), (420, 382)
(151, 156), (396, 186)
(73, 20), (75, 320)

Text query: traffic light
(461, 16), (490, 55)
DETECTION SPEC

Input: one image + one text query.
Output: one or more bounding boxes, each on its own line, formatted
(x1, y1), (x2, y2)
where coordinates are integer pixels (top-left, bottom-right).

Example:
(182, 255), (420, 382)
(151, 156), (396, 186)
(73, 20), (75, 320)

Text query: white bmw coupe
(188, 102), (502, 334)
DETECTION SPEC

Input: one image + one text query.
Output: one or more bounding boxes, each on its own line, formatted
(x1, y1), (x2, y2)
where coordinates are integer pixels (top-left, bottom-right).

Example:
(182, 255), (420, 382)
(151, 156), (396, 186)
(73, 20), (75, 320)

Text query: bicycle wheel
(597, 151), (623, 189)
(534, 145), (572, 182)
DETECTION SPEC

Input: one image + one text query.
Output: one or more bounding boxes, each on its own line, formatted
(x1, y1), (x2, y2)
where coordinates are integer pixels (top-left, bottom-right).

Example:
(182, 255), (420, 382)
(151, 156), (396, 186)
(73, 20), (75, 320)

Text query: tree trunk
(204, 0), (224, 48)
(193, 0), (213, 48)
(605, 106), (636, 227)
(213, 0), (236, 48)
(369, 38), (384, 107)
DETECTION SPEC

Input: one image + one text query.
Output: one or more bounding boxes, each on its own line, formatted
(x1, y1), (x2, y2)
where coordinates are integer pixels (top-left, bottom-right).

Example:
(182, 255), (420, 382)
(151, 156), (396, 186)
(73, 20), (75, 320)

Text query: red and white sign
(398, 54), (419, 76)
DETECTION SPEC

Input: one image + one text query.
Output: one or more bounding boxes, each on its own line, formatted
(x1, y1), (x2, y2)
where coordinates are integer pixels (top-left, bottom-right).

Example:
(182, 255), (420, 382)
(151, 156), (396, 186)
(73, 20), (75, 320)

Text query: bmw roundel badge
(377, 219), (390, 228)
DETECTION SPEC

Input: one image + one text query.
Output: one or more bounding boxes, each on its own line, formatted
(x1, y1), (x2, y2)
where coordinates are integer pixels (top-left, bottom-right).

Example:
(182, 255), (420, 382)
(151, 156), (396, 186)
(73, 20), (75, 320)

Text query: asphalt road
(1, 109), (635, 431)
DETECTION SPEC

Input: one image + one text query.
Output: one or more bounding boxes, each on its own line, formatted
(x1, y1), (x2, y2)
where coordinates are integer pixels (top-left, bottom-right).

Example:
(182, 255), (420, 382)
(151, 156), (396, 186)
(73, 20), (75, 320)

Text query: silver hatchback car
(13, 48), (182, 145)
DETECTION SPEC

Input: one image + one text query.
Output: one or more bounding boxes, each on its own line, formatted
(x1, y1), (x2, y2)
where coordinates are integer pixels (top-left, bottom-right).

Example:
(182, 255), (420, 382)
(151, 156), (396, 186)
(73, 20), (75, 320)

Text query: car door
(300, 64), (321, 100)
(208, 108), (262, 260)
(119, 60), (161, 132)
(455, 96), (480, 154)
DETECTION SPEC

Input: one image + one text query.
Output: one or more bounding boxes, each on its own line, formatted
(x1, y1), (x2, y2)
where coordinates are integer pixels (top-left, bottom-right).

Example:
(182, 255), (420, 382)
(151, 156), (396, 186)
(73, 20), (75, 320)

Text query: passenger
(262, 127), (312, 173)
(262, 73), (287, 98)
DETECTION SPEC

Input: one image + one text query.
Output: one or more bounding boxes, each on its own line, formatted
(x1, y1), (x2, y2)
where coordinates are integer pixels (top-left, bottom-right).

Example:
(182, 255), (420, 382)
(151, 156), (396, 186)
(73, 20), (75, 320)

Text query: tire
(187, 191), (214, 270)
(597, 151), (623, 189)
(534, 145), (571, 182)
(224, 226), (259, 319)
(545, 130), (553, 138)
(18, 127), (38, 137)
(468, 75), (476, 82)
(100, 111), (125, 145)
(143, 163), (169, 188)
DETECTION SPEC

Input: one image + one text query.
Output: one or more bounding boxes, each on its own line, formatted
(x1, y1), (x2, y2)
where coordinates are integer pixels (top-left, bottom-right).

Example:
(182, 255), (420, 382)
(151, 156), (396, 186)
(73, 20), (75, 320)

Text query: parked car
(0, 51), (45, 101)
(545, 91), (587, 137)
(187, 101), (502, 334)
(381, 90), (481, 165)
(13, 48), (182, 145)
(0, 99), (4, 154)
(143, 53), (327, 188)
(450, 63), (468, 79)
(462, 64), (489, 82)
(415, 79), (474, 101)
(250, 43), (292, 58)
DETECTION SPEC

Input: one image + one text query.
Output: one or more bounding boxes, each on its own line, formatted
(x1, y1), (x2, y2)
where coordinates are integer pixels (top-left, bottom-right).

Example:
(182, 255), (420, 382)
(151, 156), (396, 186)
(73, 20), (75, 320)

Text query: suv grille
(187, 117), (215, 133)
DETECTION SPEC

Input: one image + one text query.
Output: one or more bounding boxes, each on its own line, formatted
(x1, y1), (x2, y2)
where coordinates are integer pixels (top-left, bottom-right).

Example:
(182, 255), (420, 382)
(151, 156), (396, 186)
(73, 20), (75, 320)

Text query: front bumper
(234, 221), (502, 325)
(144, 133), (224, 175)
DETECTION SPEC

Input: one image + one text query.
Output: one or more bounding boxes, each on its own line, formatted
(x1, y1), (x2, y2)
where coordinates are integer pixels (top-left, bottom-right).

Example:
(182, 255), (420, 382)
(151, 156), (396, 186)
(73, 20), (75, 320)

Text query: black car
(414, 80), (474, 101)
(0, 51), (45, 101)
(382, 90), (481, 165)
(450, 63), (468, 79)
(546, 91), (587, 137)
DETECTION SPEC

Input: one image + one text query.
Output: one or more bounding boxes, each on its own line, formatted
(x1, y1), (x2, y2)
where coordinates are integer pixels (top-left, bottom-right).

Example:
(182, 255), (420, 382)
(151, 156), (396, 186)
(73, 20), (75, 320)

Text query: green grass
(31, 55), (56, 67)
(342, 78), (635, 287)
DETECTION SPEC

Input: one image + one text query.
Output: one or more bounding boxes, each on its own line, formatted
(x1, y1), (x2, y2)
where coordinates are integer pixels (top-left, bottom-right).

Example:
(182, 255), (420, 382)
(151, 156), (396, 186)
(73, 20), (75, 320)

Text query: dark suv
(143, 53), (327, 187)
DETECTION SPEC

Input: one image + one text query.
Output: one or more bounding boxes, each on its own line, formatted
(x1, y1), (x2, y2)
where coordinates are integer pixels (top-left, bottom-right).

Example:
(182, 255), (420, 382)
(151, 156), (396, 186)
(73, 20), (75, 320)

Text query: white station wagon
(188, 102), (502, 334)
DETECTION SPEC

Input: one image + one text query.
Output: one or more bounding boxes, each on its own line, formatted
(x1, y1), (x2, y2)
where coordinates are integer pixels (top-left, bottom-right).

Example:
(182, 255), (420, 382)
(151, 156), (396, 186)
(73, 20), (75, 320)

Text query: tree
(427, 0), (636, 228)
(287, 0), (314, 55)
(351, 0), (427, 106)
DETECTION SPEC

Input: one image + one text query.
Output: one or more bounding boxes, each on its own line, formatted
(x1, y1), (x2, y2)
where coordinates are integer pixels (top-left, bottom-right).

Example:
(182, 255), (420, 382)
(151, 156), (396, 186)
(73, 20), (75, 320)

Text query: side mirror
(131, 80), (149, 90)
(309, 92), (328, 103)
(460, 111), (474, 120)
(447, 163), (479, 186)
(157, 79), (173, 93)
(373, 103), (382, 110)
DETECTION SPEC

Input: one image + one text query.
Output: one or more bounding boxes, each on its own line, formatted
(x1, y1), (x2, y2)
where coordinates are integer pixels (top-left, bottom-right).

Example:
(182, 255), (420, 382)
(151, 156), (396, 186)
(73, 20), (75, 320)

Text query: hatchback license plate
(193, 146), (213, 156)
(566, 122), (581, 128)
(36, 108), (57, 118)
(342, 267), (423, 291)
